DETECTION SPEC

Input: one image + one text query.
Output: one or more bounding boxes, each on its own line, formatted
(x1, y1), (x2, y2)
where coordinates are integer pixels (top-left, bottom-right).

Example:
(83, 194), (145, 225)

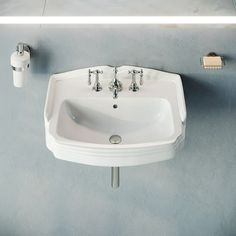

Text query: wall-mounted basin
(44, 66), (186, 168)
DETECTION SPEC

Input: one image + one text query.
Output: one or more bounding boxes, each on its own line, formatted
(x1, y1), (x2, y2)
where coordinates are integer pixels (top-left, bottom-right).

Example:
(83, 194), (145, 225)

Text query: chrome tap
(128, 69), (143, 92)
(113, 87), (119, 99)
(88, 69), (103, 92)
(109, 67), (122, 99)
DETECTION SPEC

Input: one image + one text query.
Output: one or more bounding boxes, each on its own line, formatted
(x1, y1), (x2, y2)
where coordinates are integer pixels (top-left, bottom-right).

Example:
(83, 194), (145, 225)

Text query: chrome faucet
(109, 67), (122, 99)
(88, 69), (103, 92)
(113, 87), (119, 99)
(128, 69), (143, 92)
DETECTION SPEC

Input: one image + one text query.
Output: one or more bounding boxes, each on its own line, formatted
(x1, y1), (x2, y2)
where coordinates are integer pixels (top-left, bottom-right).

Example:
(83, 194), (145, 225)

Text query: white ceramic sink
(44, 65), (186, 167)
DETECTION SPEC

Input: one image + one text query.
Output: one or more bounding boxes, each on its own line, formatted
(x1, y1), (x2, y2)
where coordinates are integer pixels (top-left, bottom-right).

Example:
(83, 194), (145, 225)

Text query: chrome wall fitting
(128, 69), (143, 92)
(16, 43), (30, 56)
(88, 69), (103, 92)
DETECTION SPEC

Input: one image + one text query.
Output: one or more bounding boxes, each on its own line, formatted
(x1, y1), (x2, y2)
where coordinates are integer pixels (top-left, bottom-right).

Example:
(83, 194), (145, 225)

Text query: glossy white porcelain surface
(44, 66), (186, 166)
(58, 97), (174, 144)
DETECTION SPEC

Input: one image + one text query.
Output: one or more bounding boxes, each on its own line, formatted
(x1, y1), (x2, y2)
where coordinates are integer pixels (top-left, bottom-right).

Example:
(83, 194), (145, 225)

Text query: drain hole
(113, 104), (118, 109)
(109, 135), (122, 144)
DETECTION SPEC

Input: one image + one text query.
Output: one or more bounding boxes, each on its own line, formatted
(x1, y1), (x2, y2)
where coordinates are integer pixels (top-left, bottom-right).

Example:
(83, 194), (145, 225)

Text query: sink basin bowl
(58, 97), (174, 144)
(44, 66), (186, 167)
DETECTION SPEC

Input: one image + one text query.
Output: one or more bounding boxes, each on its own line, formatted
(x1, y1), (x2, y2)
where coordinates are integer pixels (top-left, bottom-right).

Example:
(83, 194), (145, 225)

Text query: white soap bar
(202, 56), (223, 69)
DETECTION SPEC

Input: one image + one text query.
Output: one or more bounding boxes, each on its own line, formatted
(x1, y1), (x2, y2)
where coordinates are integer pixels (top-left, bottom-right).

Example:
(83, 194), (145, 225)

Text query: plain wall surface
(0, 26), (236, 236)
(0, 0), (236, 15)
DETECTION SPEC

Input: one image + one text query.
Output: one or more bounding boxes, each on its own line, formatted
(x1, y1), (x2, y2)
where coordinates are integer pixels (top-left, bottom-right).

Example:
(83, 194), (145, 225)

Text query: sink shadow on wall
(30, 40), (51, 76)
(182, 74), (231, 112)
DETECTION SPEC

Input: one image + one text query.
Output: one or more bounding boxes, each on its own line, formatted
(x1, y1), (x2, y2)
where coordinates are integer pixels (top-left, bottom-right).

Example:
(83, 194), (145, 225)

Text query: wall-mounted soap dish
(200, 52), (225, 70)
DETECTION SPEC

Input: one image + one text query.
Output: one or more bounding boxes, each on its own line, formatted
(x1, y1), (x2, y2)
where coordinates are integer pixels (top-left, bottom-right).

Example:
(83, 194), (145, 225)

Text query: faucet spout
(109, 67), (123, 99)
(113, 87), (118, 99)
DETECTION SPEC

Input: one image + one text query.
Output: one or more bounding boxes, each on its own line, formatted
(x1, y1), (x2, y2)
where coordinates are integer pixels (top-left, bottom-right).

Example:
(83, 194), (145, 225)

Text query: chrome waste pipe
(111, 167), (120, 188)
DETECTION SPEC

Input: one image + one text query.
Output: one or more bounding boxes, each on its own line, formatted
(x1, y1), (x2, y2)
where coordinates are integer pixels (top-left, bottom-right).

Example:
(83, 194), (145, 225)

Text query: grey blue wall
(0, 0), (236, 16)
(0, 25), (236, 236)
